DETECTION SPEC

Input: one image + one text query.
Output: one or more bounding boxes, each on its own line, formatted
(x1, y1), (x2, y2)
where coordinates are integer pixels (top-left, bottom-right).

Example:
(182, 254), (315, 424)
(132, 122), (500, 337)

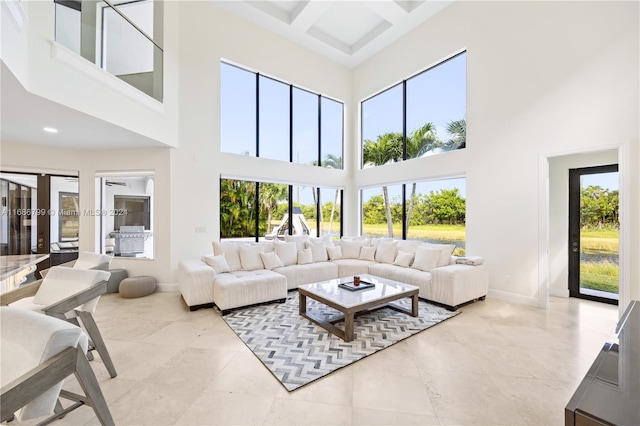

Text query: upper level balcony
(1, 0), (177, 149)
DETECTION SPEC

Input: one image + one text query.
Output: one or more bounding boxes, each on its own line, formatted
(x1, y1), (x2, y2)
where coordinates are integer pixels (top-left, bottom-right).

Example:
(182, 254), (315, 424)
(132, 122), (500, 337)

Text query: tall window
(220, 62), (344, 168)
(361, 177), (466, 254)
(220, 178), (342, 241)
(362, 52), (467, 168)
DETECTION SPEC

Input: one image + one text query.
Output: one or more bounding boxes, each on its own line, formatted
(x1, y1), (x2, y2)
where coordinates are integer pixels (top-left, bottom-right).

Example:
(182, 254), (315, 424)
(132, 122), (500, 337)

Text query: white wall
(1, 0), (178, 147)
(353, 1), (639, 305)
(0, 142), (172, 285)
(169, 2), (353, 270)
(548, 150), (619, 297)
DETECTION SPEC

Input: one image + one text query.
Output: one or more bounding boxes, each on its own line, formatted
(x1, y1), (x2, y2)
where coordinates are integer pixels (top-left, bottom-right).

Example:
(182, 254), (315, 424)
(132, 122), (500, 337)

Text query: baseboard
(156, 283), (179, 292)
(549, 287), (569, 298)
(487, 289), (539, 307)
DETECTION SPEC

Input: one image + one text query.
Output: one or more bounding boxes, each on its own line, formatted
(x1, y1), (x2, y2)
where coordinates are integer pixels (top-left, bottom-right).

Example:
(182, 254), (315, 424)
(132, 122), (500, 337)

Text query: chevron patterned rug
(222, 291), (459, 391)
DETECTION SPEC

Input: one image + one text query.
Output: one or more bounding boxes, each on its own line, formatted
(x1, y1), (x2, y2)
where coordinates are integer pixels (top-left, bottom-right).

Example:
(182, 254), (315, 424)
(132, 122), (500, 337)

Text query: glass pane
(321, 97), (343, 169)
(406, 52), (466, 156)
(97, 174), (154, 259)
(361, 184), (402, 238)
(259, 183), (289, 239)
(292, 185), (316, 236)
(361, 84), (403, 168)
(220, 179), (257, 240)
(319, 187), (341, 240)
(103, 1), (154, 75)
(0, 174), (37, 255)
(221, 63), (257, 156)
(292, 88), (318, 165)
(406, 178), (466, 255)
(55, 3), (81, 55)
(259, 76), (290, 162)
(50, 176), (79, 243)
(579, 172), (619, 299)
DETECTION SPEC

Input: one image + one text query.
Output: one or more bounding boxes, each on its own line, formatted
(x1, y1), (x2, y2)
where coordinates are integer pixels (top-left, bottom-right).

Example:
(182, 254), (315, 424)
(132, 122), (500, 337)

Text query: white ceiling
(214, 0), (454, 68)
(0, 62), (167, 150)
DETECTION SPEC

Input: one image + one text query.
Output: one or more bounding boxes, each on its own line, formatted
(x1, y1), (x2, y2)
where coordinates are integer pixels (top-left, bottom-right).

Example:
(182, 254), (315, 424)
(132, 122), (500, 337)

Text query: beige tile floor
(52, 292), (617, 426)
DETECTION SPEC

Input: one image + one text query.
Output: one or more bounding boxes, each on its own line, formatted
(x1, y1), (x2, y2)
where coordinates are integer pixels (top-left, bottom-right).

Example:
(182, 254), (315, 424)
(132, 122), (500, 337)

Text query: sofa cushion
(213, 242), (242, 271)
(358, 246), (376, 261)
(305, 240), (329, 262)
(396, 240), (423, 255)
(332, 259), (375, 277)
(412, 246), (441, 272)
(340, 239), (362, 259)
(375, 241), (397, 264)
(284, 235), (309, 250)
(273, 262), (338, 290)
(259, 252), (283, 270)
(297, 248), (313, 265)
(368, 263), (432, 290)
(203, 254), (230, 274)
(327, 246), (344, 260)
(393, 251), (414, 267)
(274, 241), (298, 266)
(239, 244), (264, 271)
(213, 270), (287, 311)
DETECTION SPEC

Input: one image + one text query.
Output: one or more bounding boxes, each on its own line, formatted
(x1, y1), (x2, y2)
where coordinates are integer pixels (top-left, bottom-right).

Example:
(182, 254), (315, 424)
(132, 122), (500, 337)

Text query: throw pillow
(412, 246), (442, 272)
(393, 251), (414, 267)
(274, 241), (298, 266)
(375, 241), (397, 264)
(358, 246), (376, 261)
(259, 252), (284, 270)
(424, 243), (457, 267)
(304, 241), (329, 262)
(212, 242), (242, 271)
(297, 248), (313, 265)
(340, 239), (362, 259)
(202, 254), (231, 274)
(238, 244), (264, 270)
(326, 245), (344, 260)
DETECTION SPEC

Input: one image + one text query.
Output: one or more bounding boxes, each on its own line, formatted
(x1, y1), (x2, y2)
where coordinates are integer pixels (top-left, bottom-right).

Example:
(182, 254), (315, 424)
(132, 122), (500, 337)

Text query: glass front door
(568, 165), (619, 304)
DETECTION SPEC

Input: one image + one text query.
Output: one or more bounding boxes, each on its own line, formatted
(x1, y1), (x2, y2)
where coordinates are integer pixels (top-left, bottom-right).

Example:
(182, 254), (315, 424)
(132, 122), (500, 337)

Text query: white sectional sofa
(178, 236), (488, 314)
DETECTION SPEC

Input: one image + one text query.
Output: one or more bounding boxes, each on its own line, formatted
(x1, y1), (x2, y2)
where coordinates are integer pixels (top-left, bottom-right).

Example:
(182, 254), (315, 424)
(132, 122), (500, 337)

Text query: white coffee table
(298, 274), (419, 342)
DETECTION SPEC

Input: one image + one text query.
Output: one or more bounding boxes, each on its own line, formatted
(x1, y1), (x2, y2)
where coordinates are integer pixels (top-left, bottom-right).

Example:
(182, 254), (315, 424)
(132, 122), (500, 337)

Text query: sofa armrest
(178, 260), (216, 308)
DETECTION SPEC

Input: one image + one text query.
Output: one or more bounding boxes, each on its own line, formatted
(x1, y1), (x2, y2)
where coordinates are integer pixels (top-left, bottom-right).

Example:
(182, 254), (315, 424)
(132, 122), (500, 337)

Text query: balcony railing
(54, 0), (163, 102)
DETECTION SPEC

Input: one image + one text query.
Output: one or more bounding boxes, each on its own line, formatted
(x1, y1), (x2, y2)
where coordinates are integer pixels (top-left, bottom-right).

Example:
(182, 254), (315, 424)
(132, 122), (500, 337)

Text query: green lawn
(581, 261), (619, 293)
(362, 223), (466, 241)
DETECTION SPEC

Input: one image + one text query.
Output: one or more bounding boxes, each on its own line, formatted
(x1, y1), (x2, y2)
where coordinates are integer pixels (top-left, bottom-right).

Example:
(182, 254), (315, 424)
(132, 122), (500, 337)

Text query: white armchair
(0, 306), (114, 425)
(41, 251), (113, 279)
(1, 267), (117, 378)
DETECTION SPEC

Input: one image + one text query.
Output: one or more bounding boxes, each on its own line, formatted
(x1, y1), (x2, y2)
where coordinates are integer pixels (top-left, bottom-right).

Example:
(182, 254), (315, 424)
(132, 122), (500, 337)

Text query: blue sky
(362, 52), (466, 145)
(582, 172), (618, 191)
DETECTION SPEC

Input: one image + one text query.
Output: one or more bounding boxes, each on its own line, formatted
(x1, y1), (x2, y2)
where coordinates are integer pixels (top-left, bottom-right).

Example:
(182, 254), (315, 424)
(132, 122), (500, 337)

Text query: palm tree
(322, 154), (343, 238)
(362, 132), (403, 236)
(260, 183), (288, 234)
(405, 122), (439, 229)
(445, 119), (466, 150)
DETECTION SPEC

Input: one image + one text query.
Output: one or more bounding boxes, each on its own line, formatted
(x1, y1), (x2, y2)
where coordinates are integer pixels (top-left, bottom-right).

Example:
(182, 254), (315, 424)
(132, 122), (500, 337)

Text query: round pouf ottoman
(119, 276), (157, 298)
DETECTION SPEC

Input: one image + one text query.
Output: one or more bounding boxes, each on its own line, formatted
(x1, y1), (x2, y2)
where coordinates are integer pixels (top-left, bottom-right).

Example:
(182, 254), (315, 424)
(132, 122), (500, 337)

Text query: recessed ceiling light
(43, 127), (58, 133)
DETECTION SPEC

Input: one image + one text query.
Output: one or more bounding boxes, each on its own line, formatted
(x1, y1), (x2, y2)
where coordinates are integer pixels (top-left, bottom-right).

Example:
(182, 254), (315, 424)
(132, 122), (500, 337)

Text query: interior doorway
(568, 164), (619, 305)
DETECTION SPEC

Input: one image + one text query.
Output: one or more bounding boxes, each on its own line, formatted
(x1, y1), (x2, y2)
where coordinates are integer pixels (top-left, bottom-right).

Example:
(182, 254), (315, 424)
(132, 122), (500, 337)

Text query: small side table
(106, 269), (128, 293)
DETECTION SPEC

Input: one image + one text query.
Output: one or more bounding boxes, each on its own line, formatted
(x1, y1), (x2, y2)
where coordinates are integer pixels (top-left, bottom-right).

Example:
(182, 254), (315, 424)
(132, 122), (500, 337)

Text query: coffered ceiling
(214, 0), (454, 68)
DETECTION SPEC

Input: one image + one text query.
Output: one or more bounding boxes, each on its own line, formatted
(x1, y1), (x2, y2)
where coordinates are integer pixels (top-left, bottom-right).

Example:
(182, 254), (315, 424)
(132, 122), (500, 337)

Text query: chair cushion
(32, 268), (110, 313)
(73, 252), (112, 270)
(0, 306), (88, 421)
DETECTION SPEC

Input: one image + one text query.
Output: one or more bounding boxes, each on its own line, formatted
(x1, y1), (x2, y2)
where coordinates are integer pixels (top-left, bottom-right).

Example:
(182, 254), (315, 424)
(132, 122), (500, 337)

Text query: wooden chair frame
(0, 279), (117, 378)
(0, 345), (114, 425)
